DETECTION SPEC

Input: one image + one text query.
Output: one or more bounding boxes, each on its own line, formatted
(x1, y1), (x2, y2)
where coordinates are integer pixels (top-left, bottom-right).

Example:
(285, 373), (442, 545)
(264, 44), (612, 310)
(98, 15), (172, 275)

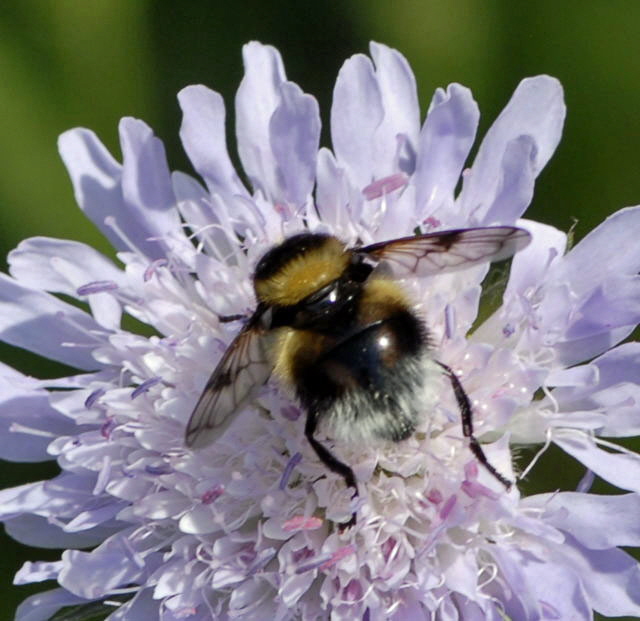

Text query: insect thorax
(253, 233), (351, 307)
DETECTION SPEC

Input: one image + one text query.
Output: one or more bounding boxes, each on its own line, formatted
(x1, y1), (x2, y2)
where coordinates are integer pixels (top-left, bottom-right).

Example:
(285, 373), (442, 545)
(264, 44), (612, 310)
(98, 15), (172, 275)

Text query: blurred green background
(2, 2), (640, 619)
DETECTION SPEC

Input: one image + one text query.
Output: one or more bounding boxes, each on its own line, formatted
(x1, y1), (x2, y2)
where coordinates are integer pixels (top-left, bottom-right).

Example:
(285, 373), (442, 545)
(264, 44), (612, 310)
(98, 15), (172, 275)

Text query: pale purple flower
(2, 41), (640, 620)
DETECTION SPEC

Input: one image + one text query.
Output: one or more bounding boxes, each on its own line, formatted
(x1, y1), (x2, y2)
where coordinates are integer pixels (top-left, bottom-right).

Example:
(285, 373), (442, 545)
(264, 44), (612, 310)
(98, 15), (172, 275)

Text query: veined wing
(185, 310), (272, 449)
(359, 226), (531, 278)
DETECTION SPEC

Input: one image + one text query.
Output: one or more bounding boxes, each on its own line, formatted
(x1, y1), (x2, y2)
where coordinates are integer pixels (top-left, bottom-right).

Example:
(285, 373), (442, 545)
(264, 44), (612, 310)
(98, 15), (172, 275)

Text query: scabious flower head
(2, 41), (640, 621)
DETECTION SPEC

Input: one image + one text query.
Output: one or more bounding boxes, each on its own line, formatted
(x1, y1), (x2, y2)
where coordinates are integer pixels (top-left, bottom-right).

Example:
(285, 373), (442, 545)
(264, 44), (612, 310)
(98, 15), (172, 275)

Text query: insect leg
(218, 313), (246, 323)
(436, 361), (513, 490)
(304, 409), (358, 529)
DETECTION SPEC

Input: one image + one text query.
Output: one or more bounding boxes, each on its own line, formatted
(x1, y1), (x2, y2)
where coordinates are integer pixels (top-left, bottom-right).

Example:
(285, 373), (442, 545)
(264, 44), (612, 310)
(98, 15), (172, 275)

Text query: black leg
(305, 409), (359, 530)
(218, 313), (246, 323)
(436, 361), (512, 490)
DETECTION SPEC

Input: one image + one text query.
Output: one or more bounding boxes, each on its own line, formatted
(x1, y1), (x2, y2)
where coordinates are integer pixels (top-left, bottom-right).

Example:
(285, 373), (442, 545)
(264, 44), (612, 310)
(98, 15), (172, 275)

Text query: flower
(2, 41), (640, 620)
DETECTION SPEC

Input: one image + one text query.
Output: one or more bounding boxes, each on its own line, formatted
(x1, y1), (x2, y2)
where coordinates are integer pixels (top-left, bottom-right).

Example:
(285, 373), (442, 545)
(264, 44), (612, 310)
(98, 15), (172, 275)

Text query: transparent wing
(185, 312), (272, 449)
(359, 226), (531, 277)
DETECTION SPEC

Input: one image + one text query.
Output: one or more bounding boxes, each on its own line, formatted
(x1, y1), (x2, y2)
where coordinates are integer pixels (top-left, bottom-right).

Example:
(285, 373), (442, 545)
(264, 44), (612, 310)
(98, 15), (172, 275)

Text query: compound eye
(303, 281), (339, 312)
(293, 281), (340, 327)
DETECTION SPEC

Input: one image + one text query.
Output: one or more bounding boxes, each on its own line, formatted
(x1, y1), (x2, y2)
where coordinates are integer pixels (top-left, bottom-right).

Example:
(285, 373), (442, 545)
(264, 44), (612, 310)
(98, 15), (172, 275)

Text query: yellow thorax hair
(254, 237), (350, 306)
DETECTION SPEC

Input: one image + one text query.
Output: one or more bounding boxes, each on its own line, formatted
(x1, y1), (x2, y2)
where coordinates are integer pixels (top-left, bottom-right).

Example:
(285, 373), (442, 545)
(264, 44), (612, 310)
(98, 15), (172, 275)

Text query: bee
(185, 226), (530, 528)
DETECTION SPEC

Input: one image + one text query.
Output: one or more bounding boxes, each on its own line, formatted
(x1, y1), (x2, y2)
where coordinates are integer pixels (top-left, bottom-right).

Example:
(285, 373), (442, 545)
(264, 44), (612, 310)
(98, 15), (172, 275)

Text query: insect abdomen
(296, 309), (428, 443)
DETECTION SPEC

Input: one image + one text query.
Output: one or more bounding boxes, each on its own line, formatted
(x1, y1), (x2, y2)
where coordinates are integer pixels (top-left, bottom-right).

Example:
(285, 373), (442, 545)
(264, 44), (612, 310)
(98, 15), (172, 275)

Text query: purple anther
(100, 417), (117, 439)
(201, 485), (224, 505)
(576, 469), (595, 493)
(144, 259), (168, 282)
(131, 377), (162, 399)
(439, 495), (457, 520)
(422, 216), (441, 230)
(444, 304), (456, 340)
(362, 173), (408, 200)
(279, 452), (302, 490)
(280, 405), (301, 421)
(283, 515), (323, 532)
(84, 388), (106, 409)
(145, 463), (172, 475)
(76, 280), (119, 296)
(319, 544), (356, 571)
(343, 579), (363, 601)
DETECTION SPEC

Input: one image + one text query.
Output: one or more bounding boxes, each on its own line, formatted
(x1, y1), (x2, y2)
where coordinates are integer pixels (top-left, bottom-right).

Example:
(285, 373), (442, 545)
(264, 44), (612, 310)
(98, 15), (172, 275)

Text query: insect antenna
(436, 361), (513, 490)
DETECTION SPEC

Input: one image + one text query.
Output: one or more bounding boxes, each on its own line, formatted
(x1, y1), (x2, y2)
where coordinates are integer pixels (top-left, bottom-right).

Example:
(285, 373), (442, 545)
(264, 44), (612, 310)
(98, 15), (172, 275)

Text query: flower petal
(331, 53), (383, 189)
(8, 237), (125, 329)
(368, 42), (420, 171)
(235, 41), (286, 198)
(178, 84), (247, 198)
(119, 117), (182, 257)
(0, 364), (76, 462)
(0, 273), (107, 369)
(459, 75), (565, 222)
(523, 492), (640, 549)
(414, 84), (479, 220)
(554, 430), (640, 492)
(15, 588), (87, 621)
(58, 532), (148, 598)
(560, 535), (640, 617)
(269, 81), (321, 206)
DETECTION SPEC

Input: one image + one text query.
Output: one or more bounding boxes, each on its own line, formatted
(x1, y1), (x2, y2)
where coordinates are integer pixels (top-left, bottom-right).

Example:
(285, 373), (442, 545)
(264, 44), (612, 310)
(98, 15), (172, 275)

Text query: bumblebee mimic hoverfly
(185, 226), (530, 528)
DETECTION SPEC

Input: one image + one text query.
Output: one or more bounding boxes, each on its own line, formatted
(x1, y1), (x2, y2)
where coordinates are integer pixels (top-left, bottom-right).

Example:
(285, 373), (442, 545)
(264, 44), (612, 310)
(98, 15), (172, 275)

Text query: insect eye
(302, 281), (339, 313)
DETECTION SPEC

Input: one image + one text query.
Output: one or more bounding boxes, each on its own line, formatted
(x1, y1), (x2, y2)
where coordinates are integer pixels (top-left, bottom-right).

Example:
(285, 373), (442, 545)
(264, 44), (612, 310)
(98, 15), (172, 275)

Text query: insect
(185, 226), (531, 528)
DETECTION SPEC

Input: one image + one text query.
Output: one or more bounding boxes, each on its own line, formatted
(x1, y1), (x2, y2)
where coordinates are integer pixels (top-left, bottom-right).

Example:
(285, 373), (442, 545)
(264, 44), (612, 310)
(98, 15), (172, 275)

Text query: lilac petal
(315, 147), (358, 235)
(0, 273), (107, 369)
(235, 42), (286, 197)
(0, 472), (99, 523)
(58, 128), (124, 247)
(545, 363), (598, 388)
(119, 117), (182, 257)
(510, 548), (591, 621)
(59, 534), (147, 598)
(15, 560), (63, 584)
(9, 237), (124, 296)
(369, 42), (420, 171)
(107, 588), (159, 621)
(59, 124), (181, 261)
(15, 588), (87, 621)
(504, 219), (567, 300)
(553, 430), (640, 492)
(481, 135), (537, 224)
(458, 75), (565, 222)
(546, 207), (640, 364)
(178, 85), (247, 197)
(562, 342), (640, 436)
(414, 84), (479, 219)
(488, 546), (541, 619)
(331, 53), (383, 189)
(179, 503), (217, 535)
(269, 81), (321, 206)
(556, 205), (640, 296)
(0, 365), (76, 462)
(561, 535), (640, 617)
(523, 492), (640, 549)
(5, 513), (118, 549)
(8, 236), (124, 329)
